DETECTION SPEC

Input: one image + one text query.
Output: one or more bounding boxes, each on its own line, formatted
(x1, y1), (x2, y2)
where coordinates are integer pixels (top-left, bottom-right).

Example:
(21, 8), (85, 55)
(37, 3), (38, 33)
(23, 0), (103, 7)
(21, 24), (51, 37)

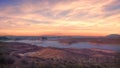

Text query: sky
(0, 0), (120, 36)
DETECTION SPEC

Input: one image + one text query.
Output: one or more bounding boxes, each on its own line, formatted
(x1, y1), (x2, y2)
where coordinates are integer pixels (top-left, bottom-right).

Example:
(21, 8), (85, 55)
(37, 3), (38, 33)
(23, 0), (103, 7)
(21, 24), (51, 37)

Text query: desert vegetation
(0, 42), (120, 68)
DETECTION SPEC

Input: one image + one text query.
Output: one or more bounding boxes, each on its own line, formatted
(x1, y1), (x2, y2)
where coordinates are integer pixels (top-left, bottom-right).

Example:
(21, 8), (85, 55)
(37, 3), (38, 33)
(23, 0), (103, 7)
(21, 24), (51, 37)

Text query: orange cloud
(0, 0), (120, 36)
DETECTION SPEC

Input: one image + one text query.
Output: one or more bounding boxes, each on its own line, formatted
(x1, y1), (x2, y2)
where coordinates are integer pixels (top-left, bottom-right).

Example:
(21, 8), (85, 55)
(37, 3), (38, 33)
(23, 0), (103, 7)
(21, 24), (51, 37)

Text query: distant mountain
(106, 34), (120, 38)
(0, 36), (9, 40)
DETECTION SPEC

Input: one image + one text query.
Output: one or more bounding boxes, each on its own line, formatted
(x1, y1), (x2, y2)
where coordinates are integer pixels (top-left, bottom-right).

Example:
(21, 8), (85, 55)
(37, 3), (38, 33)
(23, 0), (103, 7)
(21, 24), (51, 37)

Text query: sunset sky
(0, 0), (120, 36)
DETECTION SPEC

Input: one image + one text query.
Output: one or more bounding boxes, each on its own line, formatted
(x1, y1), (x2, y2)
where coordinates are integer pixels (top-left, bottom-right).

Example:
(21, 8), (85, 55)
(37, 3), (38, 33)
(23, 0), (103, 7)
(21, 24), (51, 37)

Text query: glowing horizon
(0, 0), (120, 36)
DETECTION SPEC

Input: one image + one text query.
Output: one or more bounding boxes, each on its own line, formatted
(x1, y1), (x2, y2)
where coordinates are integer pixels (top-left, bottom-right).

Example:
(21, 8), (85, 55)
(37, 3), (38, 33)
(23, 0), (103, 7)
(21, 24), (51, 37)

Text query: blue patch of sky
(0, 0), (22, 7)
(105, 4), (120, 11)
(104, 0), (120, 11)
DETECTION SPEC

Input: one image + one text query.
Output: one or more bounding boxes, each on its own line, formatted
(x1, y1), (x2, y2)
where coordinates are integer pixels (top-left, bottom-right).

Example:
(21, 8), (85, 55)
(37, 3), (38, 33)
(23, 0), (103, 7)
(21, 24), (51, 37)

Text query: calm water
(5, 40), (120, 51)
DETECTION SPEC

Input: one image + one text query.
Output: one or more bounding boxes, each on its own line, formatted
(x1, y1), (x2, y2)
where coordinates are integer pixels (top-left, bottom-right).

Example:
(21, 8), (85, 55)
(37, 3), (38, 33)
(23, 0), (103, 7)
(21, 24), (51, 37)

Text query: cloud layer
(0, 0), (120, 36)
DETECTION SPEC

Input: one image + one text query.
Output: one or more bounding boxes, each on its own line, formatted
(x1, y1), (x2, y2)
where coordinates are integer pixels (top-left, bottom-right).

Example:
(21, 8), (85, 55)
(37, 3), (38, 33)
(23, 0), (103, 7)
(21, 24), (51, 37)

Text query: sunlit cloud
(0, 0), (120, 36)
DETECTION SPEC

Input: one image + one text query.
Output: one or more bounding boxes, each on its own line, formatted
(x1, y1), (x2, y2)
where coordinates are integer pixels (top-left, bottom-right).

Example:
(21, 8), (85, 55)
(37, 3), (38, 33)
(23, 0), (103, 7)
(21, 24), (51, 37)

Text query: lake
(5, 40), (120, 51)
